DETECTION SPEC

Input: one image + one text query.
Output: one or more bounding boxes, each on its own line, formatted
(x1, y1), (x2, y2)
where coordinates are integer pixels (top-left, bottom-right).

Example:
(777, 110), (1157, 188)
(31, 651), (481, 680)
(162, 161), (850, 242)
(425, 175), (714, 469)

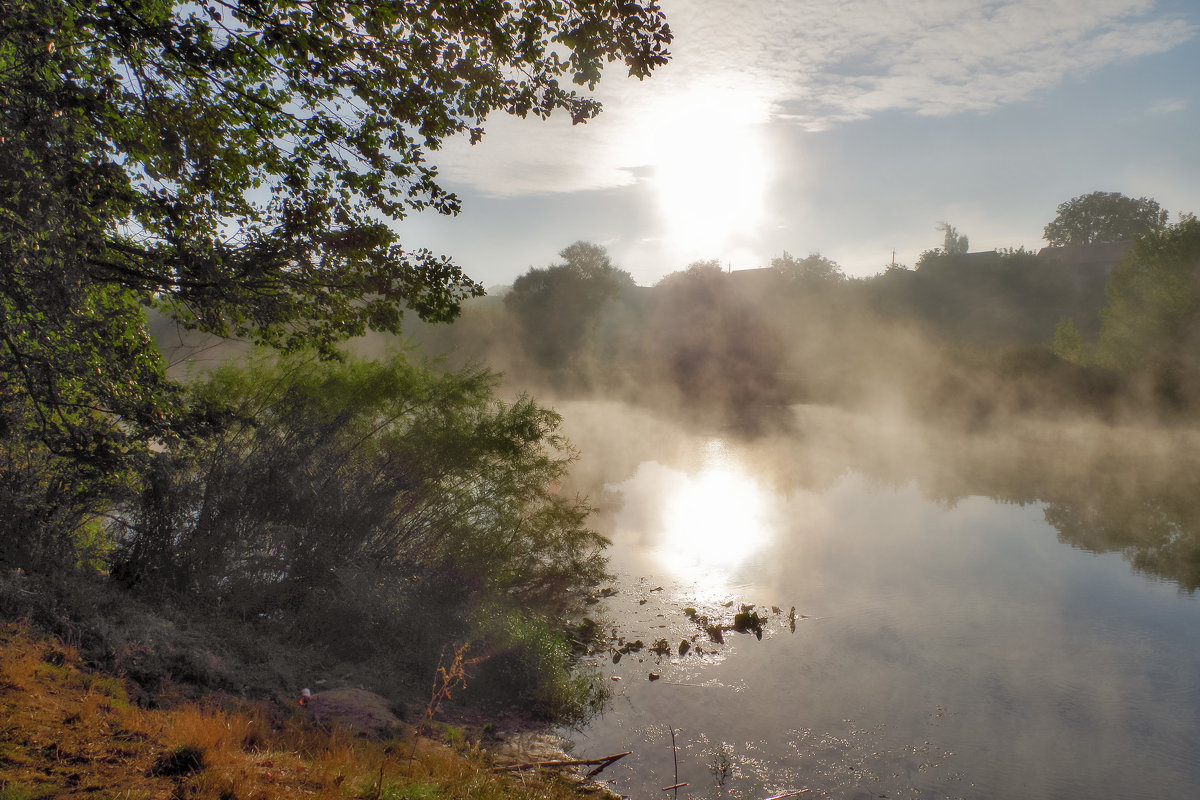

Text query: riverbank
(0, 565), (625, 798)
(0, 621), (617, 800)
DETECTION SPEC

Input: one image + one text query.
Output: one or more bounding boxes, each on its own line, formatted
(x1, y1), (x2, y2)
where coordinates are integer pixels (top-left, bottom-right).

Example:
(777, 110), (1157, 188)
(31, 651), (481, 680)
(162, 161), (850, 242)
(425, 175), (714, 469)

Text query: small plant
(417, 644), (477, 738)
(435, 722), (465, 747)
(148, 743), (206, 777)
(708, 744), (733, 786)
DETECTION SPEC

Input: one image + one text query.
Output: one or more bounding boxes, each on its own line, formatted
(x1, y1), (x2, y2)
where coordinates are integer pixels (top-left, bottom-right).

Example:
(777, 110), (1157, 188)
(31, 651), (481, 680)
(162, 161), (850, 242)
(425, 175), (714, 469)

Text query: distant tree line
(410, 191), (1197, 429)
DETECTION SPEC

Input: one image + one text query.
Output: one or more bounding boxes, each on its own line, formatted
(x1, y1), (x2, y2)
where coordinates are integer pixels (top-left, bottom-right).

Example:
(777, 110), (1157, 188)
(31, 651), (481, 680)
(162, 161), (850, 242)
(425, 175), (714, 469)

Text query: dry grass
(0, 624), (597, 800)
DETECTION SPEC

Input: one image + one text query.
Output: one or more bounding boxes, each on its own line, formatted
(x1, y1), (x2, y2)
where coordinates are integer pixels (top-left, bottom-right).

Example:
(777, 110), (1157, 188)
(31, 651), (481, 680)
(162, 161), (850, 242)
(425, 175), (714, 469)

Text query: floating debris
(733, 608), (765, 639)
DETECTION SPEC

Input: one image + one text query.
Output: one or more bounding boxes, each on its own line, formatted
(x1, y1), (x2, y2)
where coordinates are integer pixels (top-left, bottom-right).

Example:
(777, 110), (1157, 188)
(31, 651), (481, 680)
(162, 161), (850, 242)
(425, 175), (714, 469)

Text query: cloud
(700, 0), (1196, 128)
(433, 0), (1197, 194)
(1148, 97), (1189, 113)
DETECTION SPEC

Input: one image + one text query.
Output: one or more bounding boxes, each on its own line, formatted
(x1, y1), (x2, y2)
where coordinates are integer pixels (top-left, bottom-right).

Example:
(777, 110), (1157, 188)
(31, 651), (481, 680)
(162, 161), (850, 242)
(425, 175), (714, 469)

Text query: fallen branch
(494, 750), (632, 778)
(758, 790), (810, 799)
(661, 782), (688, 791)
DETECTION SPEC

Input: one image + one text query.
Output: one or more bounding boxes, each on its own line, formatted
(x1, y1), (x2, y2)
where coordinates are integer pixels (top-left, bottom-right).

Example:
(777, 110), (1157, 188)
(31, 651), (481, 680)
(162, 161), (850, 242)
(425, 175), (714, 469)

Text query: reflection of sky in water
(608, 439), (777, 600)
(570, 422), (1200, 800)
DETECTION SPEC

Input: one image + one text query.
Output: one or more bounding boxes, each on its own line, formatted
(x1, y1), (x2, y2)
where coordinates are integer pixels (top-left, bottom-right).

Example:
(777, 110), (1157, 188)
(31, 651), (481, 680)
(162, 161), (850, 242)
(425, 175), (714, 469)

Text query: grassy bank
(0, 621), (606, 800)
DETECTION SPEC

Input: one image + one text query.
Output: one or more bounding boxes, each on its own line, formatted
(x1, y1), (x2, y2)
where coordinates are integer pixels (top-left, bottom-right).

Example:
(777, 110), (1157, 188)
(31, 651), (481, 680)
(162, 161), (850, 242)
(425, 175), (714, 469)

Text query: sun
(621, 82), (774, 261)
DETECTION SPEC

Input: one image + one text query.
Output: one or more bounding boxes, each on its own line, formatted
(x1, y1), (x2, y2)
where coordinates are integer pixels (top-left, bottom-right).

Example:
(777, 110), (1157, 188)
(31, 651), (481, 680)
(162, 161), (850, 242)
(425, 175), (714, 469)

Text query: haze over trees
(1090, 217), (1200, 404)
(504, 242), (638, 375)
(412, 190), (1197, 432)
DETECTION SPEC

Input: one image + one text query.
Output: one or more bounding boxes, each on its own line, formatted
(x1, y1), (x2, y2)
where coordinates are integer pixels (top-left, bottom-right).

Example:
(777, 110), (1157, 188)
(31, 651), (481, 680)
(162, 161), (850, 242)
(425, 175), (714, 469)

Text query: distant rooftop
(1036, 240), (1132, 274)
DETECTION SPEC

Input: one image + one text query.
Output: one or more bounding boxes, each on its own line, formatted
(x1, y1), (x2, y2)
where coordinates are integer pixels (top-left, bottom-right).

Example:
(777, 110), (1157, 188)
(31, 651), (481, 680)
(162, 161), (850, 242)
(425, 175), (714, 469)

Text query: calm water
(554, 401), (1200, 800)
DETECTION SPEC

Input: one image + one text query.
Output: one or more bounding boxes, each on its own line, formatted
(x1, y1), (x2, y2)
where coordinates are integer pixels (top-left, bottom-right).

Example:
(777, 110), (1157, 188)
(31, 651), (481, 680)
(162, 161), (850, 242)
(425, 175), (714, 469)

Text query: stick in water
(495, 751), (632, 775)
(669, 726), (680, 800)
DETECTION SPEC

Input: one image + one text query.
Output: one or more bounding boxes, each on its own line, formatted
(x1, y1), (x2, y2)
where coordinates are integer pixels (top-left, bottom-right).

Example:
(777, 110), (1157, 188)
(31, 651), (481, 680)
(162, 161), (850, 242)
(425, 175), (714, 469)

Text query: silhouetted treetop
(504, 242), (634, 371)
(1044, 192), (1168, 246)
(938, 223), (970, 255)
(771, 252), (846, 284)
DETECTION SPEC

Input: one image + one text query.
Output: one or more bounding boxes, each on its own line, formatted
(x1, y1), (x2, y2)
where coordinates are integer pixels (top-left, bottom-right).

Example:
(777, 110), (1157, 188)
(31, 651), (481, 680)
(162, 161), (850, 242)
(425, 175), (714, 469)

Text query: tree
(915, 223), (969, 270)
(938, 222), (969, 255)
(1, 0), (671, 560)
(1044, 192), (1168, 246)
(1094, 217), (1200, 396)
(771, 251), (845, 285)
(647, 260), (788, 428)
(504, 242), (635, 371)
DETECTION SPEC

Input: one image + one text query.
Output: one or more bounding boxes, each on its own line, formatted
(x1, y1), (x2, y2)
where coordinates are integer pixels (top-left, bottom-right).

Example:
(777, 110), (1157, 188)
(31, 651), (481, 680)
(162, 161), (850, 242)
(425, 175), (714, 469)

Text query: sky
(399, 0), (1200, 288)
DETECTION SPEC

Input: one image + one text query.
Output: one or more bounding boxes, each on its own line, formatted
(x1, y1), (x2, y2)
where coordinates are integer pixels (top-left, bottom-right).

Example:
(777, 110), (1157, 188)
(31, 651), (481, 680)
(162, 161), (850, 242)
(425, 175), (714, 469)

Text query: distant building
(1036, 241), (1132, 276)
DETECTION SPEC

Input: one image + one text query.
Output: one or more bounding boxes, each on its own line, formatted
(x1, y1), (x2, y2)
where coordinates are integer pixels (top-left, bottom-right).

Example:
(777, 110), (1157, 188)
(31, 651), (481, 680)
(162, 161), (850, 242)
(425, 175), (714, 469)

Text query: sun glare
(622, 83), (773, 261)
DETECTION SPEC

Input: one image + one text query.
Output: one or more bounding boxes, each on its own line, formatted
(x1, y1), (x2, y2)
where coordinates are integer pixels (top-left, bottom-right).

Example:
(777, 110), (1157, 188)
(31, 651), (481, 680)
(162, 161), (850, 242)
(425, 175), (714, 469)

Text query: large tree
(0, 6), (670, 433)
(1043, 191), (1168, 246)
(504, 241), (635, 371)
(0, 0), (670, 564)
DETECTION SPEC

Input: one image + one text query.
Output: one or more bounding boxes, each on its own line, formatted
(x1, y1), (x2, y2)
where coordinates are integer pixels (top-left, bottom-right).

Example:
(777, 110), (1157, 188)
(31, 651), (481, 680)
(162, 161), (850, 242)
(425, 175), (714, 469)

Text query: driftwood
(494, 750), (632, 778)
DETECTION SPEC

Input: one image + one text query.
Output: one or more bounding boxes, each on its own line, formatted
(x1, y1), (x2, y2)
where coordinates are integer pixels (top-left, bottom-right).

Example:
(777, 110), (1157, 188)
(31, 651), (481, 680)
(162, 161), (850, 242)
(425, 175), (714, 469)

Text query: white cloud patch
(1148, 97), (1189, 113)
(701, 0), (1194, 128)
(434, 0), (1196, 195)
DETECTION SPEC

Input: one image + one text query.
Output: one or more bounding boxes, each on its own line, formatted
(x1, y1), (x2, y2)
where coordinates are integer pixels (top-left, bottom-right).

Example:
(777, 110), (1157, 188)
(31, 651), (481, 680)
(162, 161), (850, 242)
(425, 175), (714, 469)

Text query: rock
(301, 687), (402, 738)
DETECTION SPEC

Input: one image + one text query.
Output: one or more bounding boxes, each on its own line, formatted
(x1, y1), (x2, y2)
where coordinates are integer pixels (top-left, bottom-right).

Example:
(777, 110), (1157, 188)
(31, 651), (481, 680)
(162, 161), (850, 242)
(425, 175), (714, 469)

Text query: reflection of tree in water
(1045, 486), (1200, 593)
(779, 409), (1200, 593)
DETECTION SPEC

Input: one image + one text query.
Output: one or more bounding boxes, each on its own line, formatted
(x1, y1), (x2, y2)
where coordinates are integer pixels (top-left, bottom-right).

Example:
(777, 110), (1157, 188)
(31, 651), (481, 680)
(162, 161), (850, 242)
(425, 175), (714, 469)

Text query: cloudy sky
(401, 0), (1200, 287)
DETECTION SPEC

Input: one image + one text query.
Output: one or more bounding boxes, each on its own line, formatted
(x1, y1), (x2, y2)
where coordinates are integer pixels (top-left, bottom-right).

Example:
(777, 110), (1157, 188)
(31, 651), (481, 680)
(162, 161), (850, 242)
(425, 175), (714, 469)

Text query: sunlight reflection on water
(608, 439), (777, 599)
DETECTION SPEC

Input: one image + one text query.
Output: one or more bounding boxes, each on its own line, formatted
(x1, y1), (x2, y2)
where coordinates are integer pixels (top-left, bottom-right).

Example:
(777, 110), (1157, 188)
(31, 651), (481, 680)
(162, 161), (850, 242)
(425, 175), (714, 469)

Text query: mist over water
(552, 399), (1200, 800)
(153, 233), (1200, 798)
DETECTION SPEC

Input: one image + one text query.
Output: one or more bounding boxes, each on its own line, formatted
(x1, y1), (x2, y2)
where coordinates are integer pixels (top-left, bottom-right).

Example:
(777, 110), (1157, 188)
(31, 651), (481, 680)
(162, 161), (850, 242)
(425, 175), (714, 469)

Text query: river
(551, 400), (1200, 800)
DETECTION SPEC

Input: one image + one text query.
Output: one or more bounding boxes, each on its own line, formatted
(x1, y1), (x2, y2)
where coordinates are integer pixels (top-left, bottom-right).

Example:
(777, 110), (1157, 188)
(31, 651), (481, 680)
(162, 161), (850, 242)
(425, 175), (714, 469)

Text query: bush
(100, 351), (609, 720)
(466, 606), (608, 727)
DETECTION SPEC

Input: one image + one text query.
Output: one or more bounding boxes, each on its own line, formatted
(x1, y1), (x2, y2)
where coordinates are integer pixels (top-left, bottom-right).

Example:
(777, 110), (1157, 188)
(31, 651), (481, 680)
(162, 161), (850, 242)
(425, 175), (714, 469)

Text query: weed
(708, 744), (733, 787)
(417, 644), (477, 738)
(149, 744), (206, 777)
(380, 778), (444, 800)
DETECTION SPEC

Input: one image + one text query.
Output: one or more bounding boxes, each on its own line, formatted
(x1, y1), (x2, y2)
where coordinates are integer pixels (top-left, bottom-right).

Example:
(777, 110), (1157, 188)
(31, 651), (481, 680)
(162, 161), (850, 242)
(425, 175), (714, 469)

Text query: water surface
(556, 401), (1200, 800)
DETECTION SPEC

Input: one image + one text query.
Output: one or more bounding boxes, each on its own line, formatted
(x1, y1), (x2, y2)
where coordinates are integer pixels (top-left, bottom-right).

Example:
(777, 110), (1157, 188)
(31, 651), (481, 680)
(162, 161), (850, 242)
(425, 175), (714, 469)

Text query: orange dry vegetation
(0, 624), (591, 800)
